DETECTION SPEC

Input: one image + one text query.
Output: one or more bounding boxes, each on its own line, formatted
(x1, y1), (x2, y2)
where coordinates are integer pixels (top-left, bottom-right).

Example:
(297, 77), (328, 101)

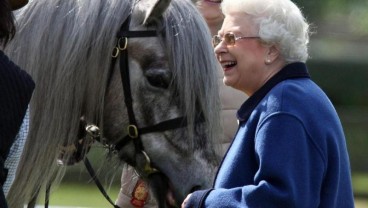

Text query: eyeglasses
(212, 32), (260, 47)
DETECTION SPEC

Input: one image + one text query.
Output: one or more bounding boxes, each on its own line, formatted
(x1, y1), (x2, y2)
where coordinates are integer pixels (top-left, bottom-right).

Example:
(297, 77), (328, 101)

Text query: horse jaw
(141, 133), (219, 206)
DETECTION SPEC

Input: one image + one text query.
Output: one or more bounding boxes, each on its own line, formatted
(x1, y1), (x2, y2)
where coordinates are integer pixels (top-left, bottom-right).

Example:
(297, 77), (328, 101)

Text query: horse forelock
(163, 1), (222, 150)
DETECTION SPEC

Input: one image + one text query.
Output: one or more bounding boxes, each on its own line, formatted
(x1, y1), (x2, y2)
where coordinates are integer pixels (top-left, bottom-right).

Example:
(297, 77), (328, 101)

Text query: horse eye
(144, 67), (171, 89)
(147, 76), (169, 89)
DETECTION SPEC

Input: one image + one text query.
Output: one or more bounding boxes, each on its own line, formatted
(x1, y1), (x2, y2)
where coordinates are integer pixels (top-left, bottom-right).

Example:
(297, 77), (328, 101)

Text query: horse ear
(144, 0), (171, 25)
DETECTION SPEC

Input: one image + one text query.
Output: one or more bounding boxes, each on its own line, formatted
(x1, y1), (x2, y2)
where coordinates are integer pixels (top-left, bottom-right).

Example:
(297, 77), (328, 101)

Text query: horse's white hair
(6, 0), (221, 207)
(222, 0), (310, 63)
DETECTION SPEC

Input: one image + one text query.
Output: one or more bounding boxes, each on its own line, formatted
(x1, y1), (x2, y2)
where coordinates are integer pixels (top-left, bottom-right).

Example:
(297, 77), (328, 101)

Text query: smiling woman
(182, 0), (355, 207)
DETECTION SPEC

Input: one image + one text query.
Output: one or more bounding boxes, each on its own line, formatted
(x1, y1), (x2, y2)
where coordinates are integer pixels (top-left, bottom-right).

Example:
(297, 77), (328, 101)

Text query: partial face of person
(214, 12), (269, 96)
(196, 0), (223, 25)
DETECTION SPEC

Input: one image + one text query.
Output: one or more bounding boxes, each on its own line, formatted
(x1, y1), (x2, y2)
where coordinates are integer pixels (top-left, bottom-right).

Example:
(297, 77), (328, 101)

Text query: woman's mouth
(221, 61), (237, 71)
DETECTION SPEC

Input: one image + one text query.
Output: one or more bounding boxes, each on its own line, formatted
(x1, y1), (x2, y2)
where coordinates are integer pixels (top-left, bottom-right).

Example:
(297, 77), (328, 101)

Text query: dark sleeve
(0, 50), (35, 159)
(0, 50), (35, 186)
(0, 188), (8, 208)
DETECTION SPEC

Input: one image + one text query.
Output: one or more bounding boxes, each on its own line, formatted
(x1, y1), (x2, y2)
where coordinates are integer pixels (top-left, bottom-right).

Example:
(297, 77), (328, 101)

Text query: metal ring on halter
(127, 124), (139, 138)
(112, 47), (120, 58)
(142, 151), (159, 175)
(118, 37), (128, 50)
(85, 124), (101, 138)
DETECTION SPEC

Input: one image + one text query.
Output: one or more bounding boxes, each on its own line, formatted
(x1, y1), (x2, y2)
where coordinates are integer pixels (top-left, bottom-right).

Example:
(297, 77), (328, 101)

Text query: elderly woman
(182, 0), (354, 207)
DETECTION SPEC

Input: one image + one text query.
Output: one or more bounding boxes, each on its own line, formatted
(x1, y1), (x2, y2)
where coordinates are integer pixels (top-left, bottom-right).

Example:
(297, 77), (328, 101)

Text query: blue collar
(237, 62), (310, 122)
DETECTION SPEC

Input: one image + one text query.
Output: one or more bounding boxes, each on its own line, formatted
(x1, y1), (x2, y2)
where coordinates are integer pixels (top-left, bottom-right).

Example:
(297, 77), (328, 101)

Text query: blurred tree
(293, 0), (368, 38)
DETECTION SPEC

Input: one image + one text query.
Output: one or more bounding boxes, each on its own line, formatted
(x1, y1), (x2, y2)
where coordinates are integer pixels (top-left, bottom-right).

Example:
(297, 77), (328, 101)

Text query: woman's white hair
(221, 0), (310, 63)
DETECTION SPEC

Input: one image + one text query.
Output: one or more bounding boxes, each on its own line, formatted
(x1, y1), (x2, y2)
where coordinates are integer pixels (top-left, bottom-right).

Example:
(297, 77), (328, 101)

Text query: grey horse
(5, 0), (222, 207)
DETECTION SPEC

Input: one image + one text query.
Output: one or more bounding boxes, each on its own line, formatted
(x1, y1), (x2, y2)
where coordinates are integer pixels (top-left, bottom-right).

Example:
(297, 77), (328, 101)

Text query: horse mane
(7, 0), (132, 205)
(6, 0), (221, 206)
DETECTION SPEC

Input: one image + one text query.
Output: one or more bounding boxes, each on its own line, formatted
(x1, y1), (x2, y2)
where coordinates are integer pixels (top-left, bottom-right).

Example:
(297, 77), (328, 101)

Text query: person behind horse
(0, 0), (34, 207)
(196, 0), (246, 154)
(115, 0), (247, 207)
(182, 0), (355, 207)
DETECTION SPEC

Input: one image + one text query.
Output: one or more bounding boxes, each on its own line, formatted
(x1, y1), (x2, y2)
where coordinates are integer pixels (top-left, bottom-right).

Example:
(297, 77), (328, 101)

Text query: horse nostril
(190, 185), (202, 193)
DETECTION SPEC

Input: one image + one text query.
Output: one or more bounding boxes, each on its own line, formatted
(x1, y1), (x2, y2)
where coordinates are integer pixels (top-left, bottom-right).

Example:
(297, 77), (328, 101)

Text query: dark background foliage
(293, 0), (368, 174)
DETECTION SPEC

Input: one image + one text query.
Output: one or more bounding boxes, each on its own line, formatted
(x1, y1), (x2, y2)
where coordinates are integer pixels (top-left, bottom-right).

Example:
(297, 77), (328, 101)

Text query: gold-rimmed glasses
(212, 32), (259, 47)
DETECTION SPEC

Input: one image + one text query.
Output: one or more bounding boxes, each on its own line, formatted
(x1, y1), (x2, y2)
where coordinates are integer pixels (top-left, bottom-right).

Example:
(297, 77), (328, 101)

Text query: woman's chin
(223, 78), (234, 88)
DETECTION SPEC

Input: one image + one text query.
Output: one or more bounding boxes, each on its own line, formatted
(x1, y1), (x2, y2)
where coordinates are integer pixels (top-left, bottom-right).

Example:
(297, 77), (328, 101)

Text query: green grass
(352, 172), (368, 196)
(40, 183), (120, 207)
(355, 198), (368, 208)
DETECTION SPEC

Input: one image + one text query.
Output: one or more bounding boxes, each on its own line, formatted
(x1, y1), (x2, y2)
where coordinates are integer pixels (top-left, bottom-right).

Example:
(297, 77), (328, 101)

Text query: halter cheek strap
(108, 15), (191, 175)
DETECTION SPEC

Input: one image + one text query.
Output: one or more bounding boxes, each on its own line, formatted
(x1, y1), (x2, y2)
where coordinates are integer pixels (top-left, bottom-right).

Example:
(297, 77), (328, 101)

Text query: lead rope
(84, 157), (120, 208)
(45, 183), (51, 208)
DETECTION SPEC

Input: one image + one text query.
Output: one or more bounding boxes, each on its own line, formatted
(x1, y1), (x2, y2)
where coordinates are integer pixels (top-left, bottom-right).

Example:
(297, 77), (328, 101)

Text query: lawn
(39, 183), (120, 207)
(35, 172), (368, 208)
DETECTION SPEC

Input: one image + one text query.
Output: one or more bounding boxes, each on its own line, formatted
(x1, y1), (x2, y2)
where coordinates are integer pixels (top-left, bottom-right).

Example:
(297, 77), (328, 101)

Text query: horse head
(103, 0), (222, 206)
(5, 0), (222, 207)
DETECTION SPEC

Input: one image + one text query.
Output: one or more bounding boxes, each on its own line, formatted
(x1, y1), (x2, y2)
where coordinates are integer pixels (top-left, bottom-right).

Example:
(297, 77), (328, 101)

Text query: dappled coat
(115, 67), (247, 208)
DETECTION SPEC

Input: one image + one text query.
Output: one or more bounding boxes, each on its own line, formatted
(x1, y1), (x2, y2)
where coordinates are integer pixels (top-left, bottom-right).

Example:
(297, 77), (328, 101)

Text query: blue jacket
(186, 62), (354, 208)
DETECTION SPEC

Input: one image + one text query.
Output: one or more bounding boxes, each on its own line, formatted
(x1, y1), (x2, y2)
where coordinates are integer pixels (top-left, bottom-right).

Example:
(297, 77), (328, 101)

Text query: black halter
(109, 15), (190, 173)
(80, 15), (193, 208)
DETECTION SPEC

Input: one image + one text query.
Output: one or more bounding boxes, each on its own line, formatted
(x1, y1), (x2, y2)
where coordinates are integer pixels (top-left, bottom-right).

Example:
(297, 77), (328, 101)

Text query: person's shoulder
(268, 78), (337, 120)
(272, 78), (323, 101)
(262, 78), (327, 113)
(0, 50), (35, 90)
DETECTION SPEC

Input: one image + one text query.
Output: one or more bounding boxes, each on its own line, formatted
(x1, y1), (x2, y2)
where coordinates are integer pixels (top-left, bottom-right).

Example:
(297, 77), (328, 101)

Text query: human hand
(181, 193), (192, 208)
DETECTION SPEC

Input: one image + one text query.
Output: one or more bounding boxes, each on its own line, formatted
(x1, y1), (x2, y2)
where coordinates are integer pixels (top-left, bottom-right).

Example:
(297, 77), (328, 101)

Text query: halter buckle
(112, 47), (120, 58)
(111, 37), (128, 58)
(118, 37), (128, 50)
(127, 124), (139, 138)
(85, 124), (100, 138)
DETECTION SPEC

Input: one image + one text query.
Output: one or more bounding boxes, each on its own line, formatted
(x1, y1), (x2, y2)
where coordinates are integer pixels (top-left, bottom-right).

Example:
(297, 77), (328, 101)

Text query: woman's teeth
(222, 61), (237, 68)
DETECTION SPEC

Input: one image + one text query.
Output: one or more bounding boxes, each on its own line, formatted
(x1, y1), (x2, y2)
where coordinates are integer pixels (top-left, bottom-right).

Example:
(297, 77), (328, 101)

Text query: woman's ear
(265, 45), (280, 65)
